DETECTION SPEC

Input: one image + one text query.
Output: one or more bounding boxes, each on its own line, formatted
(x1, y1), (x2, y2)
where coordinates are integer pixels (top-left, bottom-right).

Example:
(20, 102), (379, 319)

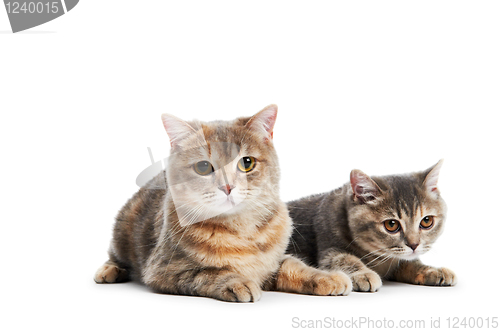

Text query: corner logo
(3, 0), (78, 33)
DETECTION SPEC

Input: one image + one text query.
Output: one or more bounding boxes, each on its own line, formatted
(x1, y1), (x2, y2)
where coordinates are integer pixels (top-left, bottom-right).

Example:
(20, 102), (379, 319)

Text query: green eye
(384, 219), (401, 233)
(237, 156), (256, 173)
(194, 161), (214, 176)
(420, 216), (434, 229)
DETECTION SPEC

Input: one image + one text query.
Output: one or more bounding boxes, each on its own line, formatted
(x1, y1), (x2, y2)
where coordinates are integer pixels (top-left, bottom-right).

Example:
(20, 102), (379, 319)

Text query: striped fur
(95, 105), (351, 301)
(287, 162), (456, 292)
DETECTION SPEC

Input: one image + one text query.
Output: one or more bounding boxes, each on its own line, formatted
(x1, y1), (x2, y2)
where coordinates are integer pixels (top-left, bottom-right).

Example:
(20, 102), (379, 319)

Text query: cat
(94, 105), (351, 302)
(286, 161), (456, 292)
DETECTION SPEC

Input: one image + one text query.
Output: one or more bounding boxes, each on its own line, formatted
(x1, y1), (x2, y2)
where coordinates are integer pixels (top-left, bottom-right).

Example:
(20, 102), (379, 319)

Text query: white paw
(351, 269), (382, 292)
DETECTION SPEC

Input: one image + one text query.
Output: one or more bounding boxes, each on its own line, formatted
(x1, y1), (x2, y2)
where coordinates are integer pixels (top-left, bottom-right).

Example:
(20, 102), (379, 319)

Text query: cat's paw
(415, 267), (456, 286)
(310, 271), (352, 296)
(219, 277), (262, 303)
(94, 263), (128, 283)
(351, 269), (382, 292)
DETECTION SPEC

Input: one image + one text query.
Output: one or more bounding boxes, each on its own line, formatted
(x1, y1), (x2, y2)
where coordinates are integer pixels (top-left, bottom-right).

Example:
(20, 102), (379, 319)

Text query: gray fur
(286, 162), (456, 291)
(94, 106), (353, 301)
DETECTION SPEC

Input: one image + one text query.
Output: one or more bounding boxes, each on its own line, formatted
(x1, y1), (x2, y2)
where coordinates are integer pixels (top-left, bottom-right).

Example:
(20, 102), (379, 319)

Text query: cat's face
(162, 105), (280, 226)
(347, 162), (447, 261)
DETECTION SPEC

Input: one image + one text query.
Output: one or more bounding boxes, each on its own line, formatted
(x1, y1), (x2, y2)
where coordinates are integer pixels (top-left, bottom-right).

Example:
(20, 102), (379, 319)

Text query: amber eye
(420, 216), (434, 229)
(384, 220), (401, 233)
(237, 156), (256, 173)
(194, 161), (214, 176)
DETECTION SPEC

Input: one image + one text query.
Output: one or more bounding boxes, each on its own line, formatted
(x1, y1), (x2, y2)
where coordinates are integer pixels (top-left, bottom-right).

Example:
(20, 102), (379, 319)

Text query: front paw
(219, 277), (262, 303)
(309, 271), (352, 296)
(415, 267), (456, 286)
(351, 269), (382, 292)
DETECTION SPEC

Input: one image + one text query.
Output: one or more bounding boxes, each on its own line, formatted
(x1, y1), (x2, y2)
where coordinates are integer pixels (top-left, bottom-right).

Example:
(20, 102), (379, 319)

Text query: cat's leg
(94, 256), (130, 284)
(142, 262), (262, 302)
(390, 259), (456, 286)
(268, 255), (352, 296)
(319, 249), (382, 292)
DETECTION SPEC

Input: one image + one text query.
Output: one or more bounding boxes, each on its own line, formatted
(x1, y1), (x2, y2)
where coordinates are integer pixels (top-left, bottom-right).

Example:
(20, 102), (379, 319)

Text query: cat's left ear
(350, 169), (383, 203)
(422, 159), (444, 195)
(245, 104), (278, 141)
(161, 113), (197, 148)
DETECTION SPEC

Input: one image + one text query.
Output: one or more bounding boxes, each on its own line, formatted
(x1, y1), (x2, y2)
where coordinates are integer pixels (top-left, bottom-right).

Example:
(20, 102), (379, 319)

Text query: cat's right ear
(422, 159), (444, 196)
(350, 169), (382, 203)
(245, 104), (278, 141)
(161, 113), (196, 148)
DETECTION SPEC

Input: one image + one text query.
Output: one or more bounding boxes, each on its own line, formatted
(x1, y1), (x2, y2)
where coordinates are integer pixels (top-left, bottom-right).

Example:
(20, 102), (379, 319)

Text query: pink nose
(218, 184), (234, 196)
(407, 243), (419, 251)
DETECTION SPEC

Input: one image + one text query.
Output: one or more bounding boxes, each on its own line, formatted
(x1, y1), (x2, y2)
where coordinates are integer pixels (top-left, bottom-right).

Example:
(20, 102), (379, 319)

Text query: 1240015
(446, 317), (498, 329)
(5, 2), (59, 14)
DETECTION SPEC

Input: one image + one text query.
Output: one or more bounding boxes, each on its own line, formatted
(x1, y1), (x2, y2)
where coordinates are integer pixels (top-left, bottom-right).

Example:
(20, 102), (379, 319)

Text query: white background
(1, 1), (499, 331)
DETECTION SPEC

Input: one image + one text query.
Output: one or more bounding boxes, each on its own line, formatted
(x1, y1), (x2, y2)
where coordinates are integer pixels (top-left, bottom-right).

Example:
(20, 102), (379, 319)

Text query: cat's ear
(422, 159), (444, 195)
(245, 104), (278, 140)
(161, 113), (196, 148)
(350, 169), (382, 203)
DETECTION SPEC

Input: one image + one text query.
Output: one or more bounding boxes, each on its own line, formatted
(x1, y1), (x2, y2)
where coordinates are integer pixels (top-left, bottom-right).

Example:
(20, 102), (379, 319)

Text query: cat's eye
(420, 216), (434, 229)
(237, 156), (256, 173)
(193, 161), (214, 176)
(384, 219), (401, 233)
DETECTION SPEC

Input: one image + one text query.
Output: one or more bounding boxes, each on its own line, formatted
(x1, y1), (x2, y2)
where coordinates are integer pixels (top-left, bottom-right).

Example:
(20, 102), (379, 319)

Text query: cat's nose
(218, 184), (234, 196)
(407, 243), (419, 251)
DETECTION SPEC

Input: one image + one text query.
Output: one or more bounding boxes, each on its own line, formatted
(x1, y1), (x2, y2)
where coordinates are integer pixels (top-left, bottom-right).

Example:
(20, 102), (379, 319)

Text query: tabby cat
(287, 161), (456, 292)
(94, 105), (351, 302)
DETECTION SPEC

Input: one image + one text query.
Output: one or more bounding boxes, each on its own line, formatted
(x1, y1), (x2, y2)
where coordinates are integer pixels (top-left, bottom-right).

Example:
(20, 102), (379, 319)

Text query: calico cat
(94, 105), (351, 302)
(287, 161), (456, 292)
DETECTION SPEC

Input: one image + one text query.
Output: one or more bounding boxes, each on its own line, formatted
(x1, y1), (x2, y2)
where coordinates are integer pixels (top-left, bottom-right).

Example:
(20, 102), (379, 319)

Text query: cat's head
(347, 161), (447, 261)
(161, 105), (280, 226)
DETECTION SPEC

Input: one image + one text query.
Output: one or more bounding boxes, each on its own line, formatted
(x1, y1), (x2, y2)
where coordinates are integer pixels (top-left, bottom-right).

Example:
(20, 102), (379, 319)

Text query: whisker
(346, 236), (360, 249)
(370, 255), (392, 268)
(365, 253), (388, 267)
(359, 248), (386, 260)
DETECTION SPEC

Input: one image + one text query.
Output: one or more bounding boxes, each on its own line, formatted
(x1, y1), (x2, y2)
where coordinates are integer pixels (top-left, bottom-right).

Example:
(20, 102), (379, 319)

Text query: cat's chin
(210, 199), (248, 216)
(398, 253), (421, 261)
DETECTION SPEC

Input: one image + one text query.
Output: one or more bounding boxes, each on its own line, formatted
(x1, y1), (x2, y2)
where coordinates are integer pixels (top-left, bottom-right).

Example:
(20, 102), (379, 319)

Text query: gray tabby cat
(287, 161), (456, 292)
(94, 105), (351, 302)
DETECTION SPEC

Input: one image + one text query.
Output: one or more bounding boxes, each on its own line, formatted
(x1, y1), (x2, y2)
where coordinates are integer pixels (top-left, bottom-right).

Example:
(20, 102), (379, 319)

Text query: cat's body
(95, 105), (351, 302)
(287, 162), (456, 292)
(99, 170), (292, 299)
